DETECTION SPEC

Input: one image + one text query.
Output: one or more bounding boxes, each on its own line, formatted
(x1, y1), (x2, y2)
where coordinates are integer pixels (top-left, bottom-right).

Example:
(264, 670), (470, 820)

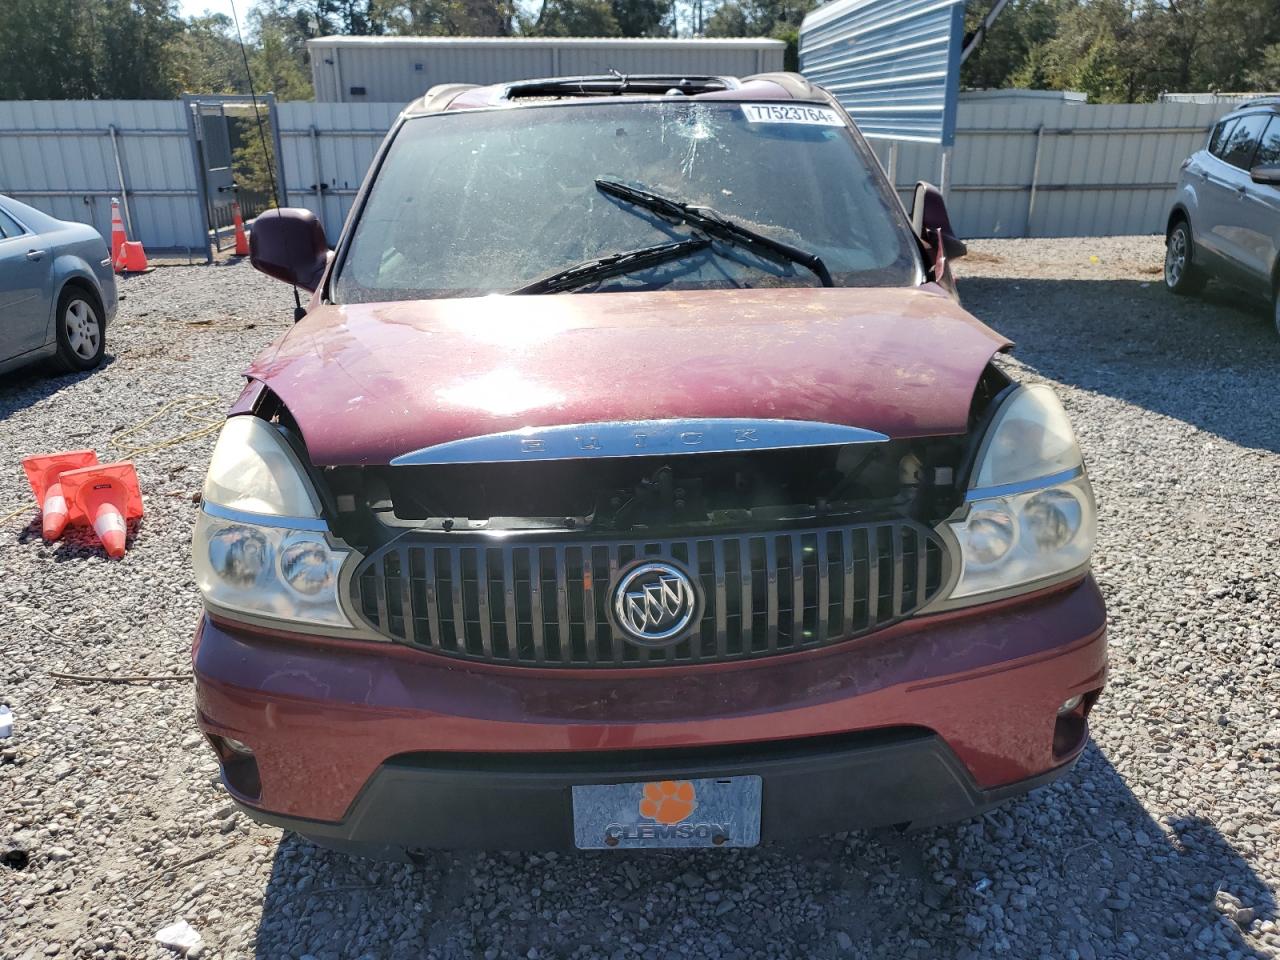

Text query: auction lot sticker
(740, 103), (844, 126)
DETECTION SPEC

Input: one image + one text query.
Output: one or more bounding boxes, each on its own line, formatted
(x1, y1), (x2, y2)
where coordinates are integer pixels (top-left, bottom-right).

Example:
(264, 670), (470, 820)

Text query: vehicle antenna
(229, 0), (305, 321)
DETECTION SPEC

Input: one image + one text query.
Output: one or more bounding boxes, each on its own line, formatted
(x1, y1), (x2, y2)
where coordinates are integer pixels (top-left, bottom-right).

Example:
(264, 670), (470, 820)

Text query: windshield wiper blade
(595, 178), (833, 287)
(510, 236), (711, 295)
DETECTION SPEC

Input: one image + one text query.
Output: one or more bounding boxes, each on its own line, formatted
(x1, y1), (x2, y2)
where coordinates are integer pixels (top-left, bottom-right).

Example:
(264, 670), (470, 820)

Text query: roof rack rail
(743, 72), (821, 100)
(1240, 95), (1280, 109)
(501, 75), (740, 100)
(414, 82), (479, 113)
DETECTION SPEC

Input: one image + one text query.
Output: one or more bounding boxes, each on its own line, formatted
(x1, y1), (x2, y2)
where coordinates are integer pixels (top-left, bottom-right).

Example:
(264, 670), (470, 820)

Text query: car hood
(247, 286), (1011, 466)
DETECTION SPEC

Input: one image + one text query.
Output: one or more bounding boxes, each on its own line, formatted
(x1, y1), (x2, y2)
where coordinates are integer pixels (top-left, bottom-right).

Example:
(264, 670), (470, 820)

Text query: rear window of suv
(334, 100), (920, 302)
(1208, 117), (1237, 156)
(1256, 117), (1280, 167)
(1219, 113), (1270, 169)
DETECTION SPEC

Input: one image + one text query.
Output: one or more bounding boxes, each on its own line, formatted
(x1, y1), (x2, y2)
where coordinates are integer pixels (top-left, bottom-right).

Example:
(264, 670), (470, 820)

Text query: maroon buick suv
(191, 73), (1106, 857)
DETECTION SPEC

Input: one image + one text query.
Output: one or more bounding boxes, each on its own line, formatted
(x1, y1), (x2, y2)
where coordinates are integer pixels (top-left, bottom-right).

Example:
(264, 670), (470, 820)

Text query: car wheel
(1273, 286), (1280, 339)
(52, 286), (105, 372)
(1164, 220), (1206, 295)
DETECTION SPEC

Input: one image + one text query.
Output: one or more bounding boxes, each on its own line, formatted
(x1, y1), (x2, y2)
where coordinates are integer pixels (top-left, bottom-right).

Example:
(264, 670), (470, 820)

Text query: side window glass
(1256, 117), (1280, 167)
(1209, 118), (1236, 157)
(1221, 114), (1268, 170)
(0, 208), (24, 239)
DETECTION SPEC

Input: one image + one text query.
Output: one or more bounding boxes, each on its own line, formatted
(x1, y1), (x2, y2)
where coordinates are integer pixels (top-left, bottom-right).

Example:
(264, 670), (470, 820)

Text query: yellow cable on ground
(109, 395), (225, 457)
(0, 501), (36, 527)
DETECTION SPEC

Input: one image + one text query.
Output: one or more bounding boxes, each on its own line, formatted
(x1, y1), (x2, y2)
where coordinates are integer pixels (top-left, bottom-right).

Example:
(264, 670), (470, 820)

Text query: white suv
(1165, 99), (1280, 335)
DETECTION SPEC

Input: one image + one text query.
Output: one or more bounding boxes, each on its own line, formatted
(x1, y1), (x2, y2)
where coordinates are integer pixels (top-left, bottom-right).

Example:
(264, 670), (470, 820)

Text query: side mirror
(1250, 165), (1280, 186)
(911, 181), (967, 263)
(249, 207), (330, 292)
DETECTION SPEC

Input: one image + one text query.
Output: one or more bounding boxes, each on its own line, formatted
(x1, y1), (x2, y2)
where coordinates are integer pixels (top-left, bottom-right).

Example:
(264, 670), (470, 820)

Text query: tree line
(0, 0), (1277, 103)
(963, 0), (1280, 102)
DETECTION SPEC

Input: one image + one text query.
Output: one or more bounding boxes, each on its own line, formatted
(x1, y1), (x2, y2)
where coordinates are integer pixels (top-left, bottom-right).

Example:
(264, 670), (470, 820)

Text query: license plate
(571, 776), (762, 849)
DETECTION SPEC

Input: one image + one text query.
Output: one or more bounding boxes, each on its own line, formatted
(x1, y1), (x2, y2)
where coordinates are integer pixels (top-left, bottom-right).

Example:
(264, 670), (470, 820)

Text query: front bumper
(230, 731), (1079, 857)
(193, 576), (1107, 852)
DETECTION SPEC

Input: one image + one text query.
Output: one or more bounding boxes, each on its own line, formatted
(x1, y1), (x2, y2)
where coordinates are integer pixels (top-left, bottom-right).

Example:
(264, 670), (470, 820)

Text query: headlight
(195, 417), (352, 629)
(960, 501), (1018, 568)
(971, 383), (1082, 488)
(203, 415), (319, 517)
(947, 385), (1096, 602)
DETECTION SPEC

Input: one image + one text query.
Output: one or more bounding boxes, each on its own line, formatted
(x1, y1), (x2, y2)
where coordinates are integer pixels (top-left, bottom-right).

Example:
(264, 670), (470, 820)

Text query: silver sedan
(0, 194), (118, 375)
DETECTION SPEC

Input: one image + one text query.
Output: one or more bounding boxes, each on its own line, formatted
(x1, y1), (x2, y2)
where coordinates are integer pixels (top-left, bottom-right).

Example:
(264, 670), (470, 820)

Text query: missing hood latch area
(321, 437), (969, 549)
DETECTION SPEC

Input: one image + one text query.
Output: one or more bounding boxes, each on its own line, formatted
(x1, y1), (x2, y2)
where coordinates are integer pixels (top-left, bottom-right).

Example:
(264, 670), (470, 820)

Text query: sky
(178, 0), (250, 22)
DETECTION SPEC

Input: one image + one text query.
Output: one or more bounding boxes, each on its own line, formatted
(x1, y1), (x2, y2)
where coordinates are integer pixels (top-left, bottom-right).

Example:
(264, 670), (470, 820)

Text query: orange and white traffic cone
(109, 197), (149, 274)
(114, 240), (149, 273)
(20, 450), (99, 541)
(231, 200), (249, 256)
(109, 198), (126, 266)
(21, 450), (100, 540)
(58, 462), (144, 559)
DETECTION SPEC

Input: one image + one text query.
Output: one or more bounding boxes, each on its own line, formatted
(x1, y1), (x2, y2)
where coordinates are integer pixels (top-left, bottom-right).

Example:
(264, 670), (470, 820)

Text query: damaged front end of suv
(191, 73), (1105, 857)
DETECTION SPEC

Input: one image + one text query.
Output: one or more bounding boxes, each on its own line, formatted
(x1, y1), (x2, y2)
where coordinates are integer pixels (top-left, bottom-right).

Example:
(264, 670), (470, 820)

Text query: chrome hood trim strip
(391, 419), (890, 466)
(201, 500), (330, 532)
(965, 466), (1085, 503)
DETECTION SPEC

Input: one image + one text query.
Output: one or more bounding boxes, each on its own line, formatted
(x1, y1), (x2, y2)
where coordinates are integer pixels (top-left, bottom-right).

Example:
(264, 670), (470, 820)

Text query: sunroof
(502, 76), (736, 100)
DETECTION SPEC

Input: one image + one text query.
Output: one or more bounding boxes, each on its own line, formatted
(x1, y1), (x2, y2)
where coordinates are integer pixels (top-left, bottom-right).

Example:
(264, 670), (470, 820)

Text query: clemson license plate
(571, 776), (762, 849)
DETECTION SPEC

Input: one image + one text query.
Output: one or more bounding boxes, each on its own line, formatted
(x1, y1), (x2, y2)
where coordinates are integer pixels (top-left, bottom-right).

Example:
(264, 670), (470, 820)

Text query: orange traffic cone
(20, 450), (99, 541)
(114, 240), (149, 274)
(231, 200), (249, 256)
(109, 197), (126, 265)
(58, 462), (144, 559)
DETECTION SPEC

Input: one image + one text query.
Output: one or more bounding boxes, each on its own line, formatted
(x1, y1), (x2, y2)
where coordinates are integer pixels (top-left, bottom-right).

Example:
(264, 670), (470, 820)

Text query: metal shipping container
(307, 36), (787, 104)
(799, 0), (967, 145)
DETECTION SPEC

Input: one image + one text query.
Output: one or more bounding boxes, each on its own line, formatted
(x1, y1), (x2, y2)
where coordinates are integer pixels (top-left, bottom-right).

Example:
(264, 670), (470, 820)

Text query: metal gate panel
(196, 101), (236, 207)
(182, 93), (286, 258)
(0, 100), (205, 254)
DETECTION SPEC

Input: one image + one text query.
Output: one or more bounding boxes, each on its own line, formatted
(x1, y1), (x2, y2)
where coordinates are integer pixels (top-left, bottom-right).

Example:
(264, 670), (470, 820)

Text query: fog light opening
(222, 736), (254, 757)
(208, 735), (262, 802)
(1052, 686), (1102, 759)
(1052, 712), (1087, 760)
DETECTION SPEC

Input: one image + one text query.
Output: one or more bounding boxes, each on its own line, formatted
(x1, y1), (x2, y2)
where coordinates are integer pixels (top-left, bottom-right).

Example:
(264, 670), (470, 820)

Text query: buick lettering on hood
(190, 72), (1106, 857)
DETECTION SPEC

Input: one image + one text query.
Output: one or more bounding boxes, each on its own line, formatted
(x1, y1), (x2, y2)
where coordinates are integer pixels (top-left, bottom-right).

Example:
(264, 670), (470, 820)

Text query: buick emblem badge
(612, 561), (700, 647)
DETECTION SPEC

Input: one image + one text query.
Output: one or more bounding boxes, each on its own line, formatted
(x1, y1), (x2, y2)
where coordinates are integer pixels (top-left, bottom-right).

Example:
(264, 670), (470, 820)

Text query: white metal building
(307, 36), (787, 104)
(1159, 91), (1280, 104)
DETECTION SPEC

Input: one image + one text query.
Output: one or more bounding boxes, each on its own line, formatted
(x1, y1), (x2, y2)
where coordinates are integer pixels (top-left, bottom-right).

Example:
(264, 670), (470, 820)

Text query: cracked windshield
(335, 100), (919, 301)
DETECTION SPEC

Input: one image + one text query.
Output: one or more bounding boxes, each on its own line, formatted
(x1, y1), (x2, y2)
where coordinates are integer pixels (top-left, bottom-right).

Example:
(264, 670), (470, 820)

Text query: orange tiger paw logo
(639, 780), (696, 825)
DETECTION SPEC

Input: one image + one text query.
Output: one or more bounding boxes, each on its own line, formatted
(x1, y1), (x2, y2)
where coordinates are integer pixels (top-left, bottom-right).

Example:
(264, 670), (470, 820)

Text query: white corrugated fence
(0, 100), (205, 254)
(0, 94), (1235, 249)
(276, 102), (401, 244)
(871, 96), (1228, 237)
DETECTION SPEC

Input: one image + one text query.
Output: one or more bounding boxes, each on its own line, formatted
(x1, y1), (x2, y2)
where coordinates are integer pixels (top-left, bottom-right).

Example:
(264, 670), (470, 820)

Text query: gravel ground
(2, 238), (1280, 960)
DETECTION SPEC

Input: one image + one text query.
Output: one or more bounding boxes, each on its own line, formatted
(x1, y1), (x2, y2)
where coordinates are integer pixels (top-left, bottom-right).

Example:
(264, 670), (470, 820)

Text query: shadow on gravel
(10, 517), (143, 555)
(0, 354), (116, 421)
(958, 276), (1280, 453)
(251, 745), (1274, 959)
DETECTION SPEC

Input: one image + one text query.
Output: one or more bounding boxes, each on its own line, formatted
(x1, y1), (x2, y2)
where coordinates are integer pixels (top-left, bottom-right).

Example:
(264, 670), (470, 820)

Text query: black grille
(350, 521), (949, 668)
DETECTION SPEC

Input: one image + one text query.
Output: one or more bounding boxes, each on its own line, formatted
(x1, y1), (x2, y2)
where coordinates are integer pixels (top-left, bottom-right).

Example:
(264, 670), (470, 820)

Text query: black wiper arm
(595, 178), (833, 287)
(510, 236), (711, 295)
